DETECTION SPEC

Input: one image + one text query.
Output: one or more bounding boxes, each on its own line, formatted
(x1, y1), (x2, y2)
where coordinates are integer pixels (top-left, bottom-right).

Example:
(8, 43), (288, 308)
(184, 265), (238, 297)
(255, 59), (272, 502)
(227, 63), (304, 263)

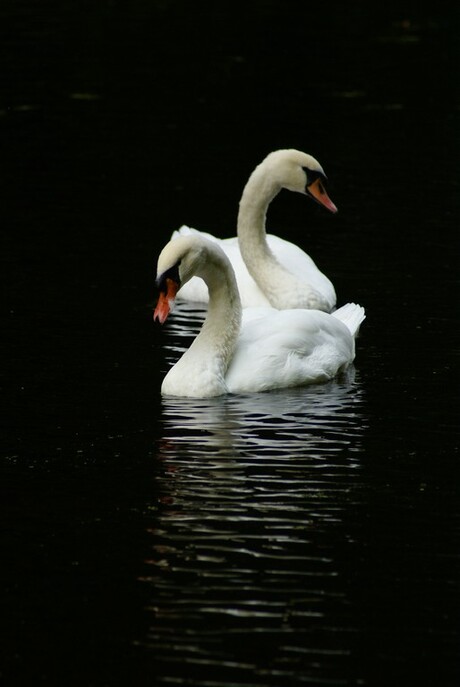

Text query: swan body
(154, 235), (365, 398)
(172, 149), (337, 312)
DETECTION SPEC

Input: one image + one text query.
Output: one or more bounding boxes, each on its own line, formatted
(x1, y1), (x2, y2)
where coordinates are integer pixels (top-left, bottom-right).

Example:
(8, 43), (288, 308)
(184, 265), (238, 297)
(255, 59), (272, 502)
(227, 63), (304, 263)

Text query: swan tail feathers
(332, 303), (366, 338)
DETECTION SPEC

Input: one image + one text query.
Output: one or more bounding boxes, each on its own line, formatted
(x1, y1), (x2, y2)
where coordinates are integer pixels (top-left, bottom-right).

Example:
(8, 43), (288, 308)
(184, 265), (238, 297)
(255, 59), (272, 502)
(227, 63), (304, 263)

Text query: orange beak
(307, 177), (338, 214)
(153, 278), (180, 324)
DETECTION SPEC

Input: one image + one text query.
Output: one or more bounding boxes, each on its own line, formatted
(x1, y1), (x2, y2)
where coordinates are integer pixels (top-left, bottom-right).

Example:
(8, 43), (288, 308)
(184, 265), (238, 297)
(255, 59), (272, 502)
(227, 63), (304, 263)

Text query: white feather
(155, 235), (364, 398)
(171, 149), (337, 312)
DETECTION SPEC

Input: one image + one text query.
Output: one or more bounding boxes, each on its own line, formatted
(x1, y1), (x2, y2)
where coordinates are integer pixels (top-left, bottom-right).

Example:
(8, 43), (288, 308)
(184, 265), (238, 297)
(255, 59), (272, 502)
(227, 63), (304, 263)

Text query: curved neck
(237, 168), (306, 308)
(237, 165), (279, 261)
(177, 250), (242, 395)
(236, 161), (331, 311)
(200, 266), (242, 363)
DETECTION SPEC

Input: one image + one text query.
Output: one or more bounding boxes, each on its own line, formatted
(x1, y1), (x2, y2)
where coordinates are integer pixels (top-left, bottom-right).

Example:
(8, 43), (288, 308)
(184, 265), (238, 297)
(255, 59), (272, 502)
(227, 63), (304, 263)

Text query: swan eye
(303, 167), (325, 192)
(157, 262), (181, 293)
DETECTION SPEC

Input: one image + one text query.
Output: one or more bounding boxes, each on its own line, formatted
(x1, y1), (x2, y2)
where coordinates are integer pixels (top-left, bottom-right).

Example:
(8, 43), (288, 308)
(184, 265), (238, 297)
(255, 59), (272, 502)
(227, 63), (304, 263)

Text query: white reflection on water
(159, 303), (366, 466)
(160, 374), (365, 461)
(157, 373), (367, 518)
(143, 305), (368, 686)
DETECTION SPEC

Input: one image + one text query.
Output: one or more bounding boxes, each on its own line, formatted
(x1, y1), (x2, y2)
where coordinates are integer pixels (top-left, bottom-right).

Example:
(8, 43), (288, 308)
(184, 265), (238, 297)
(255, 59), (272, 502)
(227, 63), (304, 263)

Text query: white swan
(172, 149), (337, 312)
(154, 235), (365, 398)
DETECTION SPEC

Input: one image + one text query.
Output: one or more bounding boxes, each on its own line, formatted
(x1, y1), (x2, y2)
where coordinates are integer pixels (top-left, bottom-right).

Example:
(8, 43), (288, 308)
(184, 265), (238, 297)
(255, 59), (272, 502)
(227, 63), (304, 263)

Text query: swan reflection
(153, 370), (368, 569)
(154, 301), (367, 521)
(160, 370), (365, 458)
(145, 316), (368, 678)
(159, 303), (366, 466)
(157, 377), (367, 531)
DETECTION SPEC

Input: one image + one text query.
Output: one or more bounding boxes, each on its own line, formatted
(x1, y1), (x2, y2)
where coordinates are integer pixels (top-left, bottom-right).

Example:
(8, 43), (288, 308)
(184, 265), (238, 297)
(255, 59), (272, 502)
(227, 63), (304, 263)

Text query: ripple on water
(143, 305), (368, 686)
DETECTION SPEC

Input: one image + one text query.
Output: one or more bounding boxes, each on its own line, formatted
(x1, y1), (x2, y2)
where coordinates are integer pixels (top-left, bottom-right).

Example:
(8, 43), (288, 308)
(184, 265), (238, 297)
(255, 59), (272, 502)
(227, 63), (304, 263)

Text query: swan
(171, 149), (338, 311)
(153, 234), (365, 398)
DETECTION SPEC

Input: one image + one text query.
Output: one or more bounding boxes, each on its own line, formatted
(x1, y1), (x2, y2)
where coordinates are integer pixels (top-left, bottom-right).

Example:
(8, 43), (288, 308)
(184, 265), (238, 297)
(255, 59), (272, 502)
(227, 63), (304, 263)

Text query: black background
(1, 1), (459, 686)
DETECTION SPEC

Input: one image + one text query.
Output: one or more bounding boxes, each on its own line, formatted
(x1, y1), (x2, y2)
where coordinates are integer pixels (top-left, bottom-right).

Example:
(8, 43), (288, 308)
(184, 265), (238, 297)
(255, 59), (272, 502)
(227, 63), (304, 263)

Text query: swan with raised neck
(237, 149), (337, 311)
(172, 148), (337, 311)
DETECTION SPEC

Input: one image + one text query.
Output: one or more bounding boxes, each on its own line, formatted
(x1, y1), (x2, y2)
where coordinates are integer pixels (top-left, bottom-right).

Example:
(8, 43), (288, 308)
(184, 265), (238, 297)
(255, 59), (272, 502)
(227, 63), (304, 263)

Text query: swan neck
(238, 166), (299, 307)
(237, 170), (279, 254)
(178, 254), (242, 395)
(203, 278), (241, 360)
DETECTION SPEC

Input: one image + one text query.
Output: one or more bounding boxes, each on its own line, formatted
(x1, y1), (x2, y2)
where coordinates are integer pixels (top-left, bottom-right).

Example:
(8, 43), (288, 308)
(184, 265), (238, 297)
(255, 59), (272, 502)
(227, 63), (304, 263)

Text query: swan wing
(225, 309), (355, 393)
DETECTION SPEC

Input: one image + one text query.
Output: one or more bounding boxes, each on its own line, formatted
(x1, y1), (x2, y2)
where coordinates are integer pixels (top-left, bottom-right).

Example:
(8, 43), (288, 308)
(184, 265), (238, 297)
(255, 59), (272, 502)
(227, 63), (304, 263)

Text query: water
(147, 384), (366, 684)
(1, 1), (459, 686)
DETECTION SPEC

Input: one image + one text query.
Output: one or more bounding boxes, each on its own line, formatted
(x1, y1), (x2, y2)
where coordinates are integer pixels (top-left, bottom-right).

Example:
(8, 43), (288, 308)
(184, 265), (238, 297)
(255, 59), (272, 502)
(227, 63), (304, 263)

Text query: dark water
(1, 1), (459, 686)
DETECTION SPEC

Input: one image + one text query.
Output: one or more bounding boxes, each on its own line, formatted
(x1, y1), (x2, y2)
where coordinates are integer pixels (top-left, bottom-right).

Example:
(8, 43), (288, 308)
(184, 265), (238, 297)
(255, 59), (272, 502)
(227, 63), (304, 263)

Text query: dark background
(1, 1), (459, 686)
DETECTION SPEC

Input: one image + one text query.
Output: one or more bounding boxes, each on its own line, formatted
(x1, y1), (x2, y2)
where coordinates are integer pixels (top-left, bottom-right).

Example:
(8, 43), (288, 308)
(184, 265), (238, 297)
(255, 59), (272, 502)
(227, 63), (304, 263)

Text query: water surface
(1, 2), (459, 686)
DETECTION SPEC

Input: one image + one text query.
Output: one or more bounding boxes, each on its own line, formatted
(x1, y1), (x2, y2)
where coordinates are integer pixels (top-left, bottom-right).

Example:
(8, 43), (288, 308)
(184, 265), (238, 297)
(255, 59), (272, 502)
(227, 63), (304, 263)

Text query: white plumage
(154, 235), (365, 398)
(171, 149), (338, 312)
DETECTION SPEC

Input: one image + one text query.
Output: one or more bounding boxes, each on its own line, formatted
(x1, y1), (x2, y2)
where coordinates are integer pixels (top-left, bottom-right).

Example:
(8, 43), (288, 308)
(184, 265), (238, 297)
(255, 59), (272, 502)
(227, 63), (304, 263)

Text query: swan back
(225, 308), (360, 394)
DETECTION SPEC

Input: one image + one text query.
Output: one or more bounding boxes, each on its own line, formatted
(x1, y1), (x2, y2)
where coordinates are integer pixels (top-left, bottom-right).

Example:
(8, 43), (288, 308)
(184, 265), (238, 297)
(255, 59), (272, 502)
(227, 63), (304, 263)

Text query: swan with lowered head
(154, 234), (365, 398)
(172, 149), (337, 311)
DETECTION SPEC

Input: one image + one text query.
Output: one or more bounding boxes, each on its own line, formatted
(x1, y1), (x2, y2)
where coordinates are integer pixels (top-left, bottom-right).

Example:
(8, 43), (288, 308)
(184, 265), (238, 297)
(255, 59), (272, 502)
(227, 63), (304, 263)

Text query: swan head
(261, 149), (338, 213)
(154, 235), (238, 324)
(153, 235), (209, 323)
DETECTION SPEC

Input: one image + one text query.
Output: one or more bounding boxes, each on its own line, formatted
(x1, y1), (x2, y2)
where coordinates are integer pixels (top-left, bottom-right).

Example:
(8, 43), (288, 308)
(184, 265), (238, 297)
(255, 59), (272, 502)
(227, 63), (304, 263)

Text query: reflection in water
(161, 373), (365, 462)
(141, 307), (368, 686)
